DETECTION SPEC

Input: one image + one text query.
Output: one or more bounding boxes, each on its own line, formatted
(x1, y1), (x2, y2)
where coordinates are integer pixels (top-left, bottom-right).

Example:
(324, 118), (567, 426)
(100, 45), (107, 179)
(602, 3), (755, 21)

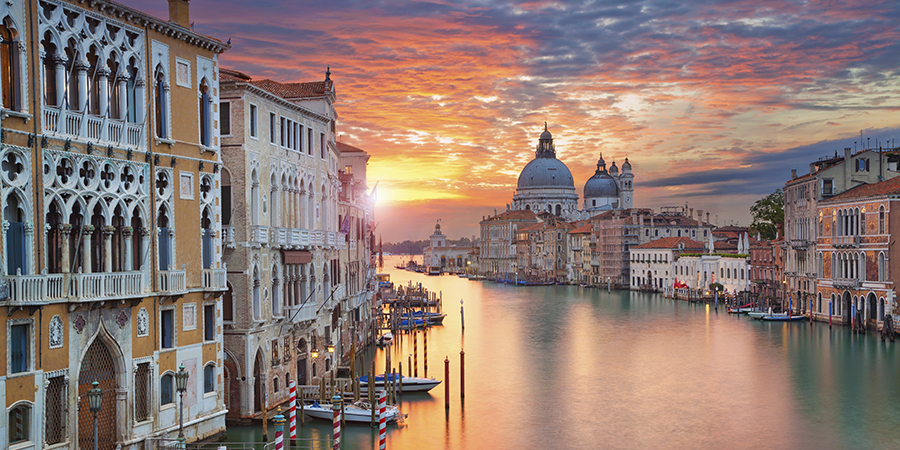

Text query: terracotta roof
(336, 141), (366, 153)
(250, 79), (331, 99)
(483, 209), (537, 222)
(219, 68), (250, 83)
(632, 237), (705, 250)
(823, 176), (900, 203)
(569, 223), (592, 234)
(518, 224), (543, 233)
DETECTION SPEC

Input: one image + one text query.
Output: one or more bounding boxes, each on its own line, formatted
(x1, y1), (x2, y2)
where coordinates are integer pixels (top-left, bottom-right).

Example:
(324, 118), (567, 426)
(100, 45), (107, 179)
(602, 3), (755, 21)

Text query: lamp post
(88, 380), (102, 450)
(176, 364), (189, 449)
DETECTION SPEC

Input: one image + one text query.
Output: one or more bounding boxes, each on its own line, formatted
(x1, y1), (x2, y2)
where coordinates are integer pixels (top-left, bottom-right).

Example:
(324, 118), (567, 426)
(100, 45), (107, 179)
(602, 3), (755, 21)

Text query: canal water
(229, 256), (900, 449)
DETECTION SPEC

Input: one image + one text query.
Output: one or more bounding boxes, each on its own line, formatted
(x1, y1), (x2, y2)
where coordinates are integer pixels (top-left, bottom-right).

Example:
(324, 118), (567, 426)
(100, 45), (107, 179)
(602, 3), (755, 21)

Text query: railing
(125, 123), (142, 146)
(326, 231), (337, 247)
(85, 115), (102, 140)
(312, 230), (324, 247)
(224, 225), (236, 249)
(158, 269), (187, 294)
(43, 107), (60, 133)
(69, 271), (144, 301)
(833, 277), (861, 289)
(275, 227), (288, 247)
(289, 229), (302, 247)
(299, 229), (310, 247)
(250, 225), (269, 246)
(202, 268), (227, 291)
(790, 239), (809, 249)
(108, 120), (123, 142)
(287, 303), (317, 323)
(833, 235), (860, 248)
(148, 438), (330, 450)
(41, 105), (146, 149)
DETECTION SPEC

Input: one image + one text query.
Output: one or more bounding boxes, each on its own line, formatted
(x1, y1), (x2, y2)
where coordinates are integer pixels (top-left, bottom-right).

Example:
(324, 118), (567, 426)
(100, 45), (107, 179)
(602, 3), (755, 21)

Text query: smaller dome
(540, 122), (552, 140)
(609, 161), (619, 176)
(622, 158), (632, 172)
(584, 172), (619, 198)
(435, 223), (441, 230)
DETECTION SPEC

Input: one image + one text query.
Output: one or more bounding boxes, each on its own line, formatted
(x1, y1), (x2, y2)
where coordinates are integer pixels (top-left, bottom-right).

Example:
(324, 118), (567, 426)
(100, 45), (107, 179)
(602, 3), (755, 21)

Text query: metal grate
(45, 375), (67, 445)
(78, 339), (117, 450)
(135, 362), (151, 422)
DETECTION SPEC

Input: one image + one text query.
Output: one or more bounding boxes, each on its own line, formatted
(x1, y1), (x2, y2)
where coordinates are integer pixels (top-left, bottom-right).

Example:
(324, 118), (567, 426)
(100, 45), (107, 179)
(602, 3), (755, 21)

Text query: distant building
(479, 209), (538, 279)
(630, 237), (705, 291)
(423, 221), (475, 271)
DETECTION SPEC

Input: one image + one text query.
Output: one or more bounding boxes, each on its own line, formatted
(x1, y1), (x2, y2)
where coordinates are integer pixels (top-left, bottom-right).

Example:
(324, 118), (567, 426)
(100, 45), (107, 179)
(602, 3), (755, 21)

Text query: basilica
(510, 124), (633, 220)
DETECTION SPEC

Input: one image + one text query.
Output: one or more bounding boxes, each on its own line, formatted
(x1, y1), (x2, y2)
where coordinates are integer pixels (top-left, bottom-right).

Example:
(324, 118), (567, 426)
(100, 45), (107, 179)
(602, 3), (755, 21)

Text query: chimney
(689, 208), (694, 219)
(706, 212), (710, 224)
(168, 0), (191, 28)
(697, 209), (703, 223)
(791, 169), (797, 180)
(810, 163), (816, 174)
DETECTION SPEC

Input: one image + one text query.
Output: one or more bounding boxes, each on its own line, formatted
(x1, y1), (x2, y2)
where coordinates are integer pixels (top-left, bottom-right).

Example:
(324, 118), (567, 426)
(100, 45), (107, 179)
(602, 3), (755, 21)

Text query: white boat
(377, 332), (393, 346)
(303, 400), (402, 423)
(360, 374), (441, 393)
(747, 312), (767, 319)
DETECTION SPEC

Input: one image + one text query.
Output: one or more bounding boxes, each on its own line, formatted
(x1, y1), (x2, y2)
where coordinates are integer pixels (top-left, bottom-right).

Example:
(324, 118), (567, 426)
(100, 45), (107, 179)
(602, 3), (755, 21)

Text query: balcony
(833, 235), (860, 248)
(158, 269), (187, 295)
(286, 303), (316, 323)
(326, 231), (337, 248)
(833, 277), (861, 289)
(43, 106), (145, 148)
(224, 226), (236, 249)
(250, 225), (269, 247)
(7, 270), (147, 304)
(270, 227), (288, 248)
(790, 239), (809, 249)
(202, 268), (227, 291)
(312, 231), (324, 247)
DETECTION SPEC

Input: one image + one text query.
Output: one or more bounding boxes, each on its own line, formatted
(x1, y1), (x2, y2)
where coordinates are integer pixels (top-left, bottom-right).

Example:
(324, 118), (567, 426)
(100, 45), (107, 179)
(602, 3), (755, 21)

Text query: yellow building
(0, 0), (229, 449)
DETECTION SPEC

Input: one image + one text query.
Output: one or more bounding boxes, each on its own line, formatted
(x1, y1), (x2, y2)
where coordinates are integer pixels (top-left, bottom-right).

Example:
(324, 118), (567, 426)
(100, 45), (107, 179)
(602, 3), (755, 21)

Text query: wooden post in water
(444, 356), (450, 409)
(369, 370), (376, 426)
(408, 354), (412, 378)
(354, 377), (360, 402)
(261, 394), (268, 441)
(320, 377), (326, 403)
(461, 299), (465, 329)
(300, 388), (305, 425)
(398, 363), (403, 396)
(424, 329), (428, 377)
(414, 330), (418, 377)
(460, 349), (465, 398)
(330, 371), (336, 398)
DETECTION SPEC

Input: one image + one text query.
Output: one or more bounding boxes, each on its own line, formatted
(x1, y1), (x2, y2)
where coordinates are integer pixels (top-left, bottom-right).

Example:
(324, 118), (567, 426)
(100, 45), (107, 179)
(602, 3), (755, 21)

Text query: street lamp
(88, 380), (102, 450)
(175, 364), (189, 448)
(311, 348), (319, 359)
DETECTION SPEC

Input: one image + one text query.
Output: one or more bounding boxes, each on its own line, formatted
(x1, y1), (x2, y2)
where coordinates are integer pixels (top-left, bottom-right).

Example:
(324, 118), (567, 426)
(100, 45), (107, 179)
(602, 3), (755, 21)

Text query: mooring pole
(460, 349), (465, 398)
(444, 356), (450, 409)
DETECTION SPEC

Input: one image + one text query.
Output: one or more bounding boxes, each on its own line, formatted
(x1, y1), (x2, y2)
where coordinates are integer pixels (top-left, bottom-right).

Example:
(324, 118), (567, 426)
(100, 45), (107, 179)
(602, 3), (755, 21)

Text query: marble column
(117, 76), (128, 121)
(81, 227), (93, 274)
(102, 226), (114, 273)
(60, 225), (72, 274)
(122, 227), (133, 271)
(97, 67), (110, 118)
(53, 56), (66, 108)
(75, 60), (89, 112)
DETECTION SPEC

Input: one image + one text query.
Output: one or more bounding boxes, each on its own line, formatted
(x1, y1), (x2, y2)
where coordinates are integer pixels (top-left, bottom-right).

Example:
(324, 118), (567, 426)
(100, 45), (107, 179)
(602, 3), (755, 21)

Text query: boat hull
(303, 402), (401, 423)
(360, 375), (441, 393)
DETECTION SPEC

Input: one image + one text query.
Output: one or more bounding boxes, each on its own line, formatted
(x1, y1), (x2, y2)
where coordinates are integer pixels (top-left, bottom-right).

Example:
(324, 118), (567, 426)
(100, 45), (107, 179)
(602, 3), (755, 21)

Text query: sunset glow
(124, 0), (900, 242)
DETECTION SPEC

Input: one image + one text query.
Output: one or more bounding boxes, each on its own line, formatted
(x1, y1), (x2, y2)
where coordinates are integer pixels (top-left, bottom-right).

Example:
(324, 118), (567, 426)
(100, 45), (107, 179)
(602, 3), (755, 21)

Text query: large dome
(584, 172), (619, 197)
(517, 157), (575, 189)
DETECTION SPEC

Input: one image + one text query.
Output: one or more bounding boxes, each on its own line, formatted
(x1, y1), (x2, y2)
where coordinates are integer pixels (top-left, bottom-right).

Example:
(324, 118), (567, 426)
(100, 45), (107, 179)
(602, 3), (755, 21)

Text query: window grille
(45, 375), (66, 444)
(135, 363), (151, 422)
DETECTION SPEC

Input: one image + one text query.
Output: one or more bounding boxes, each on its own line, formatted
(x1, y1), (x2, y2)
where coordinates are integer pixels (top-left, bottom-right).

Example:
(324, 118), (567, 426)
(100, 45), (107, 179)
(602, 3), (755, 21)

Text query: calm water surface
(229, 256), (900, 449)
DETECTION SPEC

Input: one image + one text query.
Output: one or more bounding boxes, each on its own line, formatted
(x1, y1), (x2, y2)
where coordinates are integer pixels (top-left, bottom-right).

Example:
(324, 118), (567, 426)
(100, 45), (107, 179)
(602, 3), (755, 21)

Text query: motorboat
(400, 310), (447, 324)
(426, 266), (441, 276)
(302, 400), (403, 423)
(755, 313), (807, 322)
(359, 374), (441, 393)
(377, 332), (393, 346)
(399, 318), (426, 329)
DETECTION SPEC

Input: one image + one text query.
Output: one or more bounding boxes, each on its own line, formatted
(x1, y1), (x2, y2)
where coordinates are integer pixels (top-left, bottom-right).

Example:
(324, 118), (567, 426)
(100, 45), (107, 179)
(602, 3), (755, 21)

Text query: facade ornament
(49, 315), (64, 348)
(136, 308), (149, 337)
(116, 310), (129, 328)
(73, 314), (86, 334)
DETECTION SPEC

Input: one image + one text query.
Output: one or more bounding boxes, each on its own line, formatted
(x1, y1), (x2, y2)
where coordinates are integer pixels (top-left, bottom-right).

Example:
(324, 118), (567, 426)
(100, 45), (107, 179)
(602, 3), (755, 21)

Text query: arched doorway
(868, 292), (877, 322)
(78, 337), (119, 450)
(842, 291), (851, 324)
(253, 349), (265, 413)
(297, 338), (308, 386)
(223, 350), (240, 419)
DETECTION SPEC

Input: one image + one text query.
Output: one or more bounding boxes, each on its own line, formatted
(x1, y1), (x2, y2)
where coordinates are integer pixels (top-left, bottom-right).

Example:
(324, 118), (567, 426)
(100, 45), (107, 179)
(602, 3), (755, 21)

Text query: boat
(756, 313), (807, 322)
(426, 266), (441, 276)
(359, 374), (442, 393)
(458, 274), (467, 278)
(747, 311), (768, 319)
(728, 303), (758, 314)
(303, 400), (403, 423)
(376, 273), (392, 289)
(398, 318), (427, 328)
(400, 310), (447, 324)
(377, 331), (393, 346)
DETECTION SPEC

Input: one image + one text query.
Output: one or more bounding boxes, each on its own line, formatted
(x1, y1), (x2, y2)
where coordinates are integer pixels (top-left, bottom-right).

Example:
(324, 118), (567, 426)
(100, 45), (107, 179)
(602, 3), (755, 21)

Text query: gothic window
(8, 403), (31, 444)
(879, 252), (886, 281)
(252, 266), (261, 320)
(160, 373), (174, 405)
(250, 169), (259, 225)
(0, 20), (21, 111)
(203, 364), (215, 394)
(199, 78), (211, 146)
(272, 263), (281, 317)
(221, 169), (232, 226)
(63, 39), (79, 111)
(126, 58), (138, 123)
(201, 207), (212, 269)
(86, 46), (101, 115)
(4, 192), (26, 275)
(879, 206), (885, 234)
(155, 67), (168, 138)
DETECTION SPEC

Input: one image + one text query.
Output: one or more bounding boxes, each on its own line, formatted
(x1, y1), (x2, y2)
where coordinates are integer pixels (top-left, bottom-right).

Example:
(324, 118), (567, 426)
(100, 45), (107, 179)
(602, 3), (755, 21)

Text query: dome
(540, 122), (552, 140)
(517, 157), (575, 189)
(584, 172), (619, 198)
(621, 158), (632, 172)
(609, 161), (619, 176)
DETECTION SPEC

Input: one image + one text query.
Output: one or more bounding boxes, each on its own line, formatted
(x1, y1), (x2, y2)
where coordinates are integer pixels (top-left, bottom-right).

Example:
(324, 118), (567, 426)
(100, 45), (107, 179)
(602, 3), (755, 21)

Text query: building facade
(423, 221), (475, 272)
(479, 209), (537, 279)
(629, 237), (705, 291)
(1, 0), (230, 448)
(219, 67), (355, 420)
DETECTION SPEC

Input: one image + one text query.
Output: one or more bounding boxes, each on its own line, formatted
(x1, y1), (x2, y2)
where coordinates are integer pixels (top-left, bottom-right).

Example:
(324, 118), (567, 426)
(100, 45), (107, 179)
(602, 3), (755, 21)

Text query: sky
(124, 0), (900, 243)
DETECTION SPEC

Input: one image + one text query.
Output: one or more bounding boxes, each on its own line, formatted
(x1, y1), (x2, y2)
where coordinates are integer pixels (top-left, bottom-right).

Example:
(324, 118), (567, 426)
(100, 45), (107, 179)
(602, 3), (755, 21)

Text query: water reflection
(227, 257), (900, 449)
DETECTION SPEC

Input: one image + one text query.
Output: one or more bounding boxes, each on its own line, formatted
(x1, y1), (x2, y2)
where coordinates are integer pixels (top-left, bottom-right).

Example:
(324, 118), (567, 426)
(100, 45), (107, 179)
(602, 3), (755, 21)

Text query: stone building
(814, 176), (900, 327)
(218, 67), (347, 421)
(0, 0), (229, 448)
(566, 222), (592, 283)
(749, 239), (782, 307)
(629, 237), (705, 291)
(479, 209), (537, 279)
(515, 215), (572, 282)
(422, 221), (476, 272)
(783, 148), (899, 315)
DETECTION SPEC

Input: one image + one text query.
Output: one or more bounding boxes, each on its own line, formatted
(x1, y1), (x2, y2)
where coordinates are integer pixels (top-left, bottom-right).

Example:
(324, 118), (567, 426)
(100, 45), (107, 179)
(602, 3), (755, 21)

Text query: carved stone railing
(202, 268), (227, 291)
(158, 269), (187, 294)
(224, 225), (236, 249)
(250, 225), (269, 247)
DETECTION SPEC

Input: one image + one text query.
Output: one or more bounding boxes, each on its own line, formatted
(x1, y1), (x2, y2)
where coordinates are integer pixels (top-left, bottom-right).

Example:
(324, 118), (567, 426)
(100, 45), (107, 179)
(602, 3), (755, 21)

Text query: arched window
(222, 169), (232, 226)
(879, 206), (885, 234)
(5, 193), (26, 275)
(155, 67), (168, 138)
(879, 252), (886, 281)
(8, 402), (31, 444)
(160, 373), (174, 405)
(201, 207), (212, 269)
(157, 206), (171, 270)
(252, 266), (261, 320)
(199, 78), (211, 146)
(203, 364), (215, 393)
(272, 263), (281, 317)
(250, 169), (259, 225)
(41, 32), (59, 107)
(0, 20), (21, 111)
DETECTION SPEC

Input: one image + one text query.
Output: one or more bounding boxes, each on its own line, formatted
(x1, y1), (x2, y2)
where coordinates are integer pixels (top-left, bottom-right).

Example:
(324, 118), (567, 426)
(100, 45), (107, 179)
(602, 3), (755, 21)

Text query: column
(102, 226), (114, 273)
(97, 68), (110, 118)
(75, 60), (89, 112)
(53, 56), (66, 108)
(117, 75), (128, 121)
(134, 78), (145, 124)
(122, 227), (134, 271)
(141, 227), (151, 291)
(82, 227), (93, 274)
(60, 225), (72, 274)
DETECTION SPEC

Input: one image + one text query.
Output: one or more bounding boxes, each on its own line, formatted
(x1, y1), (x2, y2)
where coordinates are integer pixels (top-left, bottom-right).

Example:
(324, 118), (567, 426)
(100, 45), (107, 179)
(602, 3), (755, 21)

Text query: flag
(340, 215), (350, 235)
(369, 181), (379, 203)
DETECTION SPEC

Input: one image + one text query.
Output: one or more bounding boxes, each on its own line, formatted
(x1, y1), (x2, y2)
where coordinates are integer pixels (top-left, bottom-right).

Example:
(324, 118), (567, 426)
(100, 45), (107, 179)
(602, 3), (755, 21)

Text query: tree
(750, 189), (784, 240)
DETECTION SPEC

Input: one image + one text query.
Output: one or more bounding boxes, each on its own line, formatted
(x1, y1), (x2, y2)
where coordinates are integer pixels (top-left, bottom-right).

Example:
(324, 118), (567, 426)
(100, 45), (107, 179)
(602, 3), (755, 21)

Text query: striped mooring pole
(378, 390), (387, 450)
(332, 394), (342, 450)
(414, 330), (418, 377)
(273, 407), (286, 450)
(288, 380), (297, 442)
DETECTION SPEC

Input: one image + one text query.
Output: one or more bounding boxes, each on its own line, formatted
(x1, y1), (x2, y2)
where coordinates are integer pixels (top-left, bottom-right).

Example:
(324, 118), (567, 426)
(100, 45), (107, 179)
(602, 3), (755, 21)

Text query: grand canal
(230, 256), (900, 449)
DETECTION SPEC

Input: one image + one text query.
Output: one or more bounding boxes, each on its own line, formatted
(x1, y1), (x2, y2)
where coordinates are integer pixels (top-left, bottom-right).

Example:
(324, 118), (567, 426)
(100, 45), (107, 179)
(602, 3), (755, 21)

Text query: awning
(282, 250), (313, 264)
